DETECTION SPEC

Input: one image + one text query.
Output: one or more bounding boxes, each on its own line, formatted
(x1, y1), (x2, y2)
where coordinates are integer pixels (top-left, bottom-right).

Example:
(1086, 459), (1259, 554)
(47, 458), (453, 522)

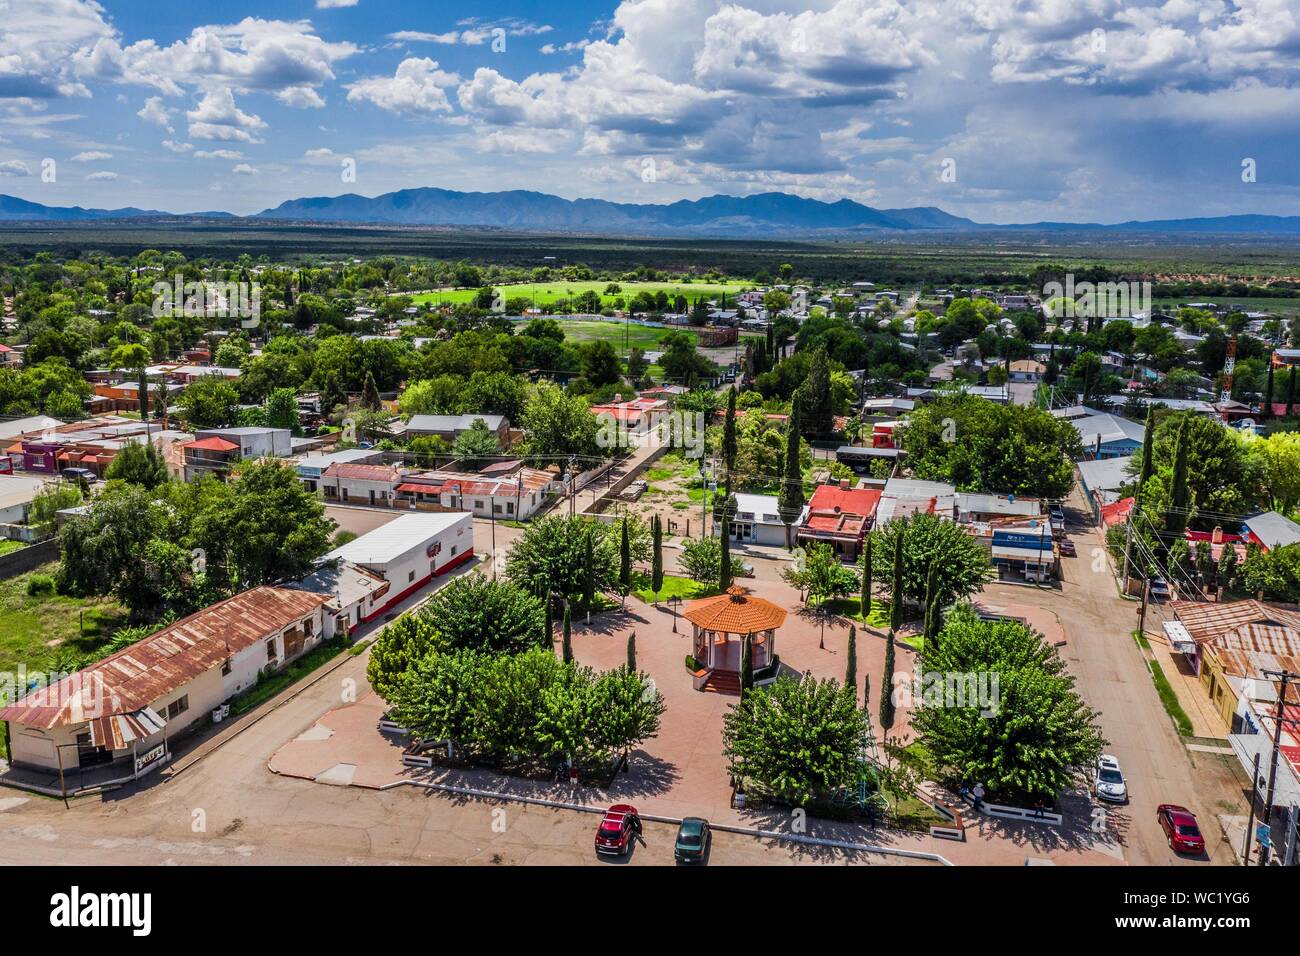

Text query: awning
(395, 482), (439, 494)
(1163, 620), (1197, 655)
(991, 544), (1055, 565)
(88, 707), (166, 750)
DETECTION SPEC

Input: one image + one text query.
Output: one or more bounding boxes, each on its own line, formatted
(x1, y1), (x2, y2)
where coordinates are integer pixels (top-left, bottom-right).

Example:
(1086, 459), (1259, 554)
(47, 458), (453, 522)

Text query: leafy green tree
(105, 441), (169, 489)
(561, 603), (573, 664)
(740, 632), (754, 692)
(872, 513), (990, 612)
(26, 483), (81, 536)
(798, 346), (834, 440)
(178, 374), (238, 428)
(618, 516), (632, 598)
(387, 647), (482, 757)
(626, 632), (637, 672)
(419, 573), (545, 654)
(1166, 421), (1191, 536)
(859, 537), (873, 619)
(722, 674), (868, 805)
(452, 418), (500, 461)
(651, 514), (664, 602)
(722, 386), (738, 474)
(505, 514), (629, 600)
(520, 381), (602, 462)
(889, 529), (905, 631)
(264, 387), (301, 433)
(680, 534), (745, 587)
(914, 605), (1106, 801)
(367, 614), (441, 701)
(781, 541), (858, 605)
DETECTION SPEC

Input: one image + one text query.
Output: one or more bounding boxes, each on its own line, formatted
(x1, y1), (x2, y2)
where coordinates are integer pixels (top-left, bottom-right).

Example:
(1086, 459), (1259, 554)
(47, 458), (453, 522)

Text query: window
(266, 638), (277, 662)
(408, 570), (416, 583)
(474, 499), (485, 510)
(450, 545), (457, 556)
(221, 658), (231, 676)
(506, 501), (514, 515)
(166, 696), (188, 719)
(303, 618), (314, 637)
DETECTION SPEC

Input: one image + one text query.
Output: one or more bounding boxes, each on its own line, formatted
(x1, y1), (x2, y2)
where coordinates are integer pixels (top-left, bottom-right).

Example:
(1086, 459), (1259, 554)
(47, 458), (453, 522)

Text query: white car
(1094, 754), (1128, 803)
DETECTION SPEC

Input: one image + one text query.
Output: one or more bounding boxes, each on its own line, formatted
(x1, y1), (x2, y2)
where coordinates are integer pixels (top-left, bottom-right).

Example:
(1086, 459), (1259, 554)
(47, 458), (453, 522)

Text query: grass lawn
(631, 572), (720, 604)
(0, 563), (130, 675)
(409, 279), (751, 309)
(822, 596), (894, 630)
(0, 540), (26, 557)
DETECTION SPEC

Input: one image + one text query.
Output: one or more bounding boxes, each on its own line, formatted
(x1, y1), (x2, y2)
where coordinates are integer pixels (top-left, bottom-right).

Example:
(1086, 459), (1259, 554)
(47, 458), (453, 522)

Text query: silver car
(1094, 754), (1127, 803)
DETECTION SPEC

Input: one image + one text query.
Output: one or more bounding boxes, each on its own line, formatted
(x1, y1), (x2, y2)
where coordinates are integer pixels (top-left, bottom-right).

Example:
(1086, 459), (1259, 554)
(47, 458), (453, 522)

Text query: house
(0, 475), (47, 526)
(0, 586), (332, 777)
(321, 462), (406, 507)
(1008, 359), (1046, 382)
(394, 466), (552, 520)
(876, 477), (957, 526)
(1099, 496), (1136, 530)
(402, 414), (509, 447)
(323, 511), (474, 620)
(0, 343), (19, 367)
(716, 492), (788, 547)
(179, 436), (241, 482)
(1167, 599), (1300, 730)
(796, 483), (882, 560)
(588, 397), (669, 435)
(1243, 511), (1300, 552)
(955, 493), (1043, 524)
(1070, 412), (1145, 459)
(1077, 455), (1134, 522)
(91, 381), (178, 415)
(860, 397), (916, 417)
(12, 417), (155, 477)
(169, 365), (241, 385)
(295, 448), (386, 493)
(194, 427), (292, 460)
(289, 559), (391, 637)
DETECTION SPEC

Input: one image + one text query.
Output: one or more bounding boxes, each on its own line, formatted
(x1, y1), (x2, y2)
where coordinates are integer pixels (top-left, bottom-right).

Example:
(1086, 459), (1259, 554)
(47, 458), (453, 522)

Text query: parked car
(594, 804), (642, 857)
(674, 817), (710, 864)
(1156, 804), (1205, 855)
(1058, 538), (1076, 557)
(1093, 754), (1127, 803)
(60, 466), (98, 483)
(1149, 577), (1171, 601)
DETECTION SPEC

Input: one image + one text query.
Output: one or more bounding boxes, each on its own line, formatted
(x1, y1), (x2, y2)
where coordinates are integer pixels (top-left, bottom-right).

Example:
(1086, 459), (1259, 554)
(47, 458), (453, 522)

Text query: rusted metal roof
(1170, 599), (1300, 644)
(684, 585), (787, 634)
(322, 462), (403, 482)
(88, 706), (166, 749)
(0, 586), (330, 730)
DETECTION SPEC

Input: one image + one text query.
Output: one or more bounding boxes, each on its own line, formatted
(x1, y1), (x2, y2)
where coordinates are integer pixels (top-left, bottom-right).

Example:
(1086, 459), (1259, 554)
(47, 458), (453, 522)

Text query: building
(684, 585), (786, 693)
(295, 448), (386, 493)
(588, 397), (669, 435)
(0, 586), (332, 778)
(1070, 411), (1145, 459)
(1077, 455), (1134, 522)
(289, 559), (391, 636)
(796, 483), (882, 560)
(876, 477), (957, 526)
(1243, 511), (1300, 553)
(169, 365), (241, 385)
(11, 417), (160, 477)
(0, 343), (19, 367)
(394, 466), (552, 520)
(402, 414), (509, 447)
(321, 462), (406, 507)
(179, 435), (241, 481)
(716, 492), (788, 547)
(1008, 359), (1047, 382)
(955, 492), (1043, 524)
(194, 427), (292, 460)
(323, 511), (474, 621)
(0, 475), (48, 527)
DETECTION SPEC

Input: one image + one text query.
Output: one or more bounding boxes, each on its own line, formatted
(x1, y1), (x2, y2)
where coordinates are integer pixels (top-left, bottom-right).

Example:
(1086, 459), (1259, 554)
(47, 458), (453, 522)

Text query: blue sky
(1, 0), (1298, 222)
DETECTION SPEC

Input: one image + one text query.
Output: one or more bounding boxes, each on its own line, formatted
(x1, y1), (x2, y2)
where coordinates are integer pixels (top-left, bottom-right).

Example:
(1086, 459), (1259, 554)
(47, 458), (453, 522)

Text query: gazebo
(684, 585), (787, 684)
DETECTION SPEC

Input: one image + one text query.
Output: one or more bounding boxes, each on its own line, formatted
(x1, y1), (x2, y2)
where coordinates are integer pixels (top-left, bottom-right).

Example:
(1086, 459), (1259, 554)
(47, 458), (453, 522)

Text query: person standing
(972, 782), (985, 811)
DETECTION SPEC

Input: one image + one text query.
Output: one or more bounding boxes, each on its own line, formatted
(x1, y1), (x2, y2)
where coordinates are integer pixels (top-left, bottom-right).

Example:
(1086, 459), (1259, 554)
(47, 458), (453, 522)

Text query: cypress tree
(626, 631), (637, 672)
(801, 347), (833, 440)
(723, 386), (738, 475)
(880, 630), (896, 732)
(562, 604), (573, 663)
(1287, 366), (1297, 418)
(860, 535), (872, 620)
(845, 624), (857, 693)
(362, 371), (381, 411)
(651, 514), (664, 603)
(543, 596), (553, 646)
(1264, 363), (1276, 420)
(777, 403), (805, 549)
(1167, 421), (1190, 536)
(923, 560), (941, 648)
(740, 632), (754, 693)
(889, 527), (905, 631)
(719, 517), (732, 591)
(582, 528), (595, 618)
(1138, 405), (1155, 485)
(618, 516), (631, 602)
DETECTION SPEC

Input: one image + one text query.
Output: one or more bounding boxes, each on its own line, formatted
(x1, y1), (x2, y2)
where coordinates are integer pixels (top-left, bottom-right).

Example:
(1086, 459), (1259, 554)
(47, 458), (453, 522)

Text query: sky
(0, 0), (1298, 223)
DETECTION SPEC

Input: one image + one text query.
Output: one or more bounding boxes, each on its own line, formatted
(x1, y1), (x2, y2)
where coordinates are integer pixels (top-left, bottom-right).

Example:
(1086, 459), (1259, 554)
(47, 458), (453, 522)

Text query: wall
(0, 537), (58, 580)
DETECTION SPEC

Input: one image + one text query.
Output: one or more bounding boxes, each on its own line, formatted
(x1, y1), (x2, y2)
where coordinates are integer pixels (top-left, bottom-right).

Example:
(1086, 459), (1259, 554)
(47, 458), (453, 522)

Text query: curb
(386, 777), (952, 865)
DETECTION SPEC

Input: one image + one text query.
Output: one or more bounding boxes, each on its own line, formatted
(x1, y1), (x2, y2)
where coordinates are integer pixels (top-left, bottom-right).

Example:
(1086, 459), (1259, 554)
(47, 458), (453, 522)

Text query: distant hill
(2, 187), (1299, 237)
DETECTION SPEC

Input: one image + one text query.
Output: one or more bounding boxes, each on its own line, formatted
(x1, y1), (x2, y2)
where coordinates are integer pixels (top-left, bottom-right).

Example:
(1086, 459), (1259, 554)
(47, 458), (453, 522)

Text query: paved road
(984, 487), (1244, 865)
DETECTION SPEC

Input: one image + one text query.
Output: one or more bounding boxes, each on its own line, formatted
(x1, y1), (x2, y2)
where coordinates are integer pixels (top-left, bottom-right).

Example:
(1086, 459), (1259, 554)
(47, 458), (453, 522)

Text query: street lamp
(669, 595), (682, 634)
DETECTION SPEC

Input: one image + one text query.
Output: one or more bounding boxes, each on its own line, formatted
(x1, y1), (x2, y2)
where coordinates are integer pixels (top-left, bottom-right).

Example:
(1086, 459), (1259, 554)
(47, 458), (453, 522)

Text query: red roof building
(796, 483), (882, 560)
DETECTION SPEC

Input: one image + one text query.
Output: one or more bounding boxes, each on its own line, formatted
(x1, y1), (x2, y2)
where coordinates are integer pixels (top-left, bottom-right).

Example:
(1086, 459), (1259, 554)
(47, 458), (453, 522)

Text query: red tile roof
(1099, 496), (1135, 529)
(800, 484), (880, 538)
(0, 586), (330, 729)
(684, 585), (787, 634)
(181, 436), (239, 452)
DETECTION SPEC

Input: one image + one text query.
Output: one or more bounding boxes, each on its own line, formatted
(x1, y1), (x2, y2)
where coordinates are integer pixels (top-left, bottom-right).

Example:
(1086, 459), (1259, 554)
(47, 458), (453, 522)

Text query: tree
(1166, 421), (1191, 536)
(387, 648), (483, 758)
(740, 633), (754, 692)
(798, 347), (834, 440)
(581, 527), (596, 614)
(626, 631), (636, 672)
(913, 605), (1106, 801)
(781, 541), (858, 605)
(178, 374), (238, 428)
(520, 382), (602, 462)
(722, 387), (738, 474)
(722, 674), (867, 805)
(561, 603), (573, 663)
(923, 560), (942, 647)
(777, 403), (805, 548)
(1245, 432), (1300, 516)
(1218, 543), (1239, 592)
(860, 536), (872, 619)
(651, 514), (664, 603)
(452, 418), (500, 461)
(680, 534), (745, 587)
(880, 630), (896, 733)
(845, 625), (857, 692)
(872, 514), (991, 612)
(719, 517), (733, 590)
(618, 516), (632, 600)
(104, 441), (169, 489)
(506, 514), (625, 600)
(26, 482), (81, 537)
(361, 371), (381, 411)
(889, 529), (905, 631)
(264, 387), (301, 433)
(417, 573), (545, 654)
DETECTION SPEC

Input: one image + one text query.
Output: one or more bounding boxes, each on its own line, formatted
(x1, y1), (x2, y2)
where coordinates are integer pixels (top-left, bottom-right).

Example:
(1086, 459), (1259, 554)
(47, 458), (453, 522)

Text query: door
(75, 732), (113, 767)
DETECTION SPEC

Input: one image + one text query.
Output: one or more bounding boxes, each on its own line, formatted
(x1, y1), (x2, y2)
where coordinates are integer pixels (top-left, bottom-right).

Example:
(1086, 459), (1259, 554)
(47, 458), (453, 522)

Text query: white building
(716, 492), (788, 547)
(194, 426), (292, 459)
(323, 511), (474, 621)
(0, 586), (331, 780)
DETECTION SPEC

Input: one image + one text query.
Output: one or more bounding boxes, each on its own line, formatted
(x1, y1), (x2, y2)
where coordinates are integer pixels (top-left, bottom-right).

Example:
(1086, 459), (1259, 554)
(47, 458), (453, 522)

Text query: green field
(1154, 296), (1300, 316)
(410, 279), (751, 308)
(0, 563), (130, 677)
(532, 318), (689, 351)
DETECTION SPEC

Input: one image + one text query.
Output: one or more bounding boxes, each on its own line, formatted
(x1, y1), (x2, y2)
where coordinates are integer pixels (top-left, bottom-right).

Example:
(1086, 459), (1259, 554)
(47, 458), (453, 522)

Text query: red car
(1058, 538), (1076, 557)
(1157, 804), (1205, 855)
(594, 804), (642, 856)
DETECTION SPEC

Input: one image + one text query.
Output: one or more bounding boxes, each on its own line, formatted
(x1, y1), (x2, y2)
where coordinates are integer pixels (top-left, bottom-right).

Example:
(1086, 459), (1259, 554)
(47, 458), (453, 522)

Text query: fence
(0, 537), (58, 580)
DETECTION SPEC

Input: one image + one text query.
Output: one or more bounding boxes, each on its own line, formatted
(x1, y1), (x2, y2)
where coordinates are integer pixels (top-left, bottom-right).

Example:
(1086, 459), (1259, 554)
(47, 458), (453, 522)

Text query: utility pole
(1243, 751), (1261, 866)
(1137, 575), (1151, 639)
(1258, 668), (1299, 866)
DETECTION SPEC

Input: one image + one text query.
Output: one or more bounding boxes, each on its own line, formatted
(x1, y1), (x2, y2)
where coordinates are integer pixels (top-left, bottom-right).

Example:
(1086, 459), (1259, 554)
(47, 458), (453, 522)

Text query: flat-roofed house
(402, 413), (509, 447)
(796, 483), (882, 560)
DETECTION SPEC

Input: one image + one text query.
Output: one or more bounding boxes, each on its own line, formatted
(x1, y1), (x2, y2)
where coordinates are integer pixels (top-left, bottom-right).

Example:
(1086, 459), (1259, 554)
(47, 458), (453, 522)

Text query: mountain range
(3, 187), (1300, 238)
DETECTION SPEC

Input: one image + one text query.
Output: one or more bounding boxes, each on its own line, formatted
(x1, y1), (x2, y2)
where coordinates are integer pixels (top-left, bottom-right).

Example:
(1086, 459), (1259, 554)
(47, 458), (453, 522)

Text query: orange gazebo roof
(683, 585), (787, 634)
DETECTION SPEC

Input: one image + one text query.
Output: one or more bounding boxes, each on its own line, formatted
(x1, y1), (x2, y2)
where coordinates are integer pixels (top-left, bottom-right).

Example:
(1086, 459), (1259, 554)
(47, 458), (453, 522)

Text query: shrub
(26, 573), (56, 596)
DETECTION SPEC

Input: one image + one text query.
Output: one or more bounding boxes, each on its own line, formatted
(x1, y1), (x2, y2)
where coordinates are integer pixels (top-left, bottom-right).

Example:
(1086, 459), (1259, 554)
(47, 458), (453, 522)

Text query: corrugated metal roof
(325, 511), (472, 566)
(0, 586), (330, 729)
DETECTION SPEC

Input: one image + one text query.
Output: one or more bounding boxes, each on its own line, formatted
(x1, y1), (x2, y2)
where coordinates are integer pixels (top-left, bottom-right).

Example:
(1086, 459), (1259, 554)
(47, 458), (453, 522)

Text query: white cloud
(0, 161), (32, 177)
(161, 140), (193, 153)
(304, 147), (335, 157)
(136, 96), (174, 131)
(316, 0), (359, 8)
(71, 150), (112, 161)
(194, 148), (243, 160)
(231, 163), (258, 175)
(347, 58), (460, 115)
(85, 170), (118, 181)
(186, 88), (267, 143)
(276, 86), (326, 109)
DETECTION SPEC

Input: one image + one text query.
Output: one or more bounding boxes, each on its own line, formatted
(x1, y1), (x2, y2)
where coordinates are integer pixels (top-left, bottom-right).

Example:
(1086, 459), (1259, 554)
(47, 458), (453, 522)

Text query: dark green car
(674, 817), (710, 864)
